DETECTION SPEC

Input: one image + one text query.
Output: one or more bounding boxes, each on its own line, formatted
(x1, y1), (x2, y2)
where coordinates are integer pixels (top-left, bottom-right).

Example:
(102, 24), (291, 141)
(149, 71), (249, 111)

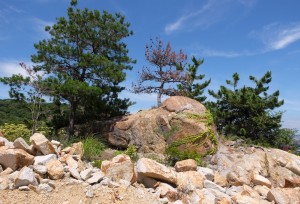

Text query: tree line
(0, 0), (297, 149)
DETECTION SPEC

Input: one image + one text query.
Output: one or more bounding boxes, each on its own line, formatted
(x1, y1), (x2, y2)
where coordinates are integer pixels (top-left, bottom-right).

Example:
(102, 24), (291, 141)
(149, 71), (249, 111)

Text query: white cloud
(165, 0), (256, 34)
(253, 23), (300, 51)
(0, 61), (31, 77)
(190, 46), (264, 58)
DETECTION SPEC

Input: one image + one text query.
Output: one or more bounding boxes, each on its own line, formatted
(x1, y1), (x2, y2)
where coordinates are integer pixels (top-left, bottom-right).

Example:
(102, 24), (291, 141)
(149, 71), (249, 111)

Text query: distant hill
(0, 99), (31, 125)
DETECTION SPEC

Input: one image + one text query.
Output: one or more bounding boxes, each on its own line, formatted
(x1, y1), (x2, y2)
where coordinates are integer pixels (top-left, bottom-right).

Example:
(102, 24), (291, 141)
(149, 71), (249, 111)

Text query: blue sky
(0, 0), (300, 130)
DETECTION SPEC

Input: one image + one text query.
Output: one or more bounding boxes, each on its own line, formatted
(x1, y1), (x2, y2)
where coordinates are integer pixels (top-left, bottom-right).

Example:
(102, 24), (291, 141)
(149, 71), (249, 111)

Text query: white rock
(252, 174), (272, 188)
(85, 185), (94, 198)
(66, 155), (79, 170)
(37, 183), (53, 192)
(197, 167), (214, 181)
(14, 166), (37, 188)
(18, 186), (30, 191)
(226, 186), (243, 197)
(0, 137), (13, 148)
(34, 154), (57, 166)
(30, 133), (56, 155)
(204, 180), (226, 193)
(80, 168), (93, 181)
(51, 140), (60, 146)
(69, 168), (81, 180)
(174, 159), (197, 172)
(33, 165), (48, 174)
(0, 177), (9, 190)
(13, 138), (33, 154)
(207, 188), (231, 203)
(86, 172), (104, 184)
(136, 158), (177, 185)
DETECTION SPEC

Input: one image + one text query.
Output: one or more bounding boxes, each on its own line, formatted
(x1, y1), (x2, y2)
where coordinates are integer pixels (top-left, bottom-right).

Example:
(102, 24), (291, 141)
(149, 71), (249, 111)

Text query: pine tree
(208, 71), (284, 143)
(30, 0), (135, 136)
(177, 56), (211, 102)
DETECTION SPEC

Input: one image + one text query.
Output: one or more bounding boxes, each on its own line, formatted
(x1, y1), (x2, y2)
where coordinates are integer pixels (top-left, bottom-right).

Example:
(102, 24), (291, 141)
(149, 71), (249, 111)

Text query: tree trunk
(157, 92), (162, 107)
(68, 100), (78, 139)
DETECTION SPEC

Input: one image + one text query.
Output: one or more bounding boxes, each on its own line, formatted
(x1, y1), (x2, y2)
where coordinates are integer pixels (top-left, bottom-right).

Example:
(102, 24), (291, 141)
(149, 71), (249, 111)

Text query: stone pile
(1, 133), (300, 204)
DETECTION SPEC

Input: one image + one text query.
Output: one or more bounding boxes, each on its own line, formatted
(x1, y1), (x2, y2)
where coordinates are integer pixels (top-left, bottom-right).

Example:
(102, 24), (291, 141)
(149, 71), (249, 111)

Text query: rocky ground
(1, 132), (300, 204)
(1, 96), (300, 204)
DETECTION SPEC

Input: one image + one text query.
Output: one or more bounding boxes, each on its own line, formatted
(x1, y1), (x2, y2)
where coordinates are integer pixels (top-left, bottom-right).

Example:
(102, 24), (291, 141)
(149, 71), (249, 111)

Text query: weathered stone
(13, 138), (33, 154)
(66, 155), (79, 170)
(204, 180), (225, 193)
(156, 183), (179, 202)
(214, 171), (227, 187)
(0, 136), (13, 148)
(33, 165), (48, 175)
(14, 167), (37, 188)
(80, 168), (93, 181)
(136, 158), (177, 185)
(0, 177), (9, 190)
(267, 189), (288, 204)
(266, 187), (300, 204)
(176, 171), (204, 192)
(253, 185), (270, 198)
(174, 159), (197, 172)
(102, 154), (136, 183)
(37, 183), (53, 192)
(252, 174), (271, 188)
(30, 133), (56, 155)
(226, 186), (243, 197)
(69, 142), (84, 159)
(18, 186), (30, 191)
(0, 167), (13, 175)
(86, 172), (104, 184)
(85, 185), (94, 198)
(0, 146), (34, 170)
(197, 167), (214, 181)
(285, 160), (300, 176)
(207, 188), (231, 204)
(46, 159), (64, 180)
(107, 96), (216, 155)
(33, 154), (57, 166)
(284, 177), (300, 187)
(69, 168), (81, 180)
(51, 140), (60, 146)
(0, 164), (2, 173)
(201, 188), (216, 204)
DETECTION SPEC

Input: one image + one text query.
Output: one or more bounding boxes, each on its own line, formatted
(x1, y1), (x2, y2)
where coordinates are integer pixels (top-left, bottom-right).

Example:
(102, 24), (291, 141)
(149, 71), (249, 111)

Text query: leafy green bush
(115, 144), (138, 161)
(92, 160), (103, 168)
(166, 147), (203, 166)
(273, 128), (297, 149)
(0, 123), (31, 142)
(82, 135), (106, 161)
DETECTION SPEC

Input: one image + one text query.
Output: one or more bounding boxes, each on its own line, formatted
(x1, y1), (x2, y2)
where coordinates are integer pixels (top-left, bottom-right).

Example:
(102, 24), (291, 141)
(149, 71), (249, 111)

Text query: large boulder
(107, 96), (217, 155)
(0, 146), (34, 170)
(136, 158), (177, 185)
(101, 154), (136, 183)
(213, 142), (300, 188)
(30, 133), (56, 155)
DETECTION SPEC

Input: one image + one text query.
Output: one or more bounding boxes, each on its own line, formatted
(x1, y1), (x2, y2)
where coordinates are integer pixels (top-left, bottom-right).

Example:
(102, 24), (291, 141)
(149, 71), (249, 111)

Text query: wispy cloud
(29, 17), (54, 39)
(0, 60), (32, 77)
(165, 0), (256, 34)
(252, 22), (300, 51)
(190, 46), (266, 58)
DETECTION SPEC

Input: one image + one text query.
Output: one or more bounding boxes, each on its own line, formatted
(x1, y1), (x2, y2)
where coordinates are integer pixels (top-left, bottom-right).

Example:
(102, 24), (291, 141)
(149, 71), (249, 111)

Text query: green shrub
(166, 147), (203, 166)
(0, 123), (31, 142)
(92, 160), (103, 168)
(82, 135), (106, 161)
(114, 144), (138, 161)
